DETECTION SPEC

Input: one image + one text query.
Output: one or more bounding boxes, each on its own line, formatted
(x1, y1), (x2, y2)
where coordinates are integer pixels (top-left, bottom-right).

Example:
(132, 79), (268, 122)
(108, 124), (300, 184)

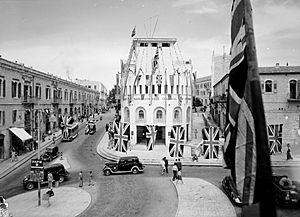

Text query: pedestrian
(177, 159), (182, 171)
(79, 171), (83, 187)
(287, 143), (293, 160)
(44, 188), (54, 207)
(88, 171), (94, 186)
(52, 134), (56, 145)
(176, 170), (184, 184)
(161, 158), (166, 175)
(105, 123), (109, 132)
(47, 172), (53, 189)
(53, 172), (59, 188)
(163, 157), (169, 173)
(11, 148), (16, 162)
(172, 163), (178, 181)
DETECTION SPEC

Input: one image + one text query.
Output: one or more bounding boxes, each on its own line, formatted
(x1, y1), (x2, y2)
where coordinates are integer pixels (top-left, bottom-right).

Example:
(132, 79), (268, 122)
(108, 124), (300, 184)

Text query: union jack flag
(146, 125), (157, 151)
(268, 124), (283, 154)
(169, 126), (185, 158)
(113, 121), (130, 152)
(202, 127), (219, 159)
(60, 115), (74, 128)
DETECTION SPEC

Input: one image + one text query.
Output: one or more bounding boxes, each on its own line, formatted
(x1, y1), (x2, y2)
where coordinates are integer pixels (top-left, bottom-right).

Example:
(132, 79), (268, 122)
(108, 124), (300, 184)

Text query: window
(94, 85), (97, 90)
(35, 84), (41, 99)
(171, 85), (174, 94)
(162, 43), (170, 47)
(165, 85), (168, 94)
(12, 110), (17, 123)
(64, 89), (68, 100)
(265, 80), (273, 92)
(158, 85), (161, 94)
(18, 83), (22, 98)
(174, 110), (180, 120)
(0, 111), (5, 126)
(152, 85), (155, 94)
(145, 85), (148, 94)
(138, 110), (144, 119)
(156, 110), (163, 119)
(290, 80), (297, 99)
(176, 85), (179, 94)
(0, 77), (6, 97)
(140, 42), (148, 47)
(134, 85), (136, 94)
(11, 81), (18, 98)
(46, 86), (51, 100)
(139, 85), (142, 94)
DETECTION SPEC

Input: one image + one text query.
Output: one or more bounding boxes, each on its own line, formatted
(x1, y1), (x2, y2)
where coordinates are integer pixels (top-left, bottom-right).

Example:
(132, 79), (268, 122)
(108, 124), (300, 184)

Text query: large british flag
(268, 124), (283, 154)
(169, 126), (185, 158)
(113, 121), (130, 152)
(146, 125), (157, 151)
(202, 127), (219, 159)
(60, 115), (74, 128)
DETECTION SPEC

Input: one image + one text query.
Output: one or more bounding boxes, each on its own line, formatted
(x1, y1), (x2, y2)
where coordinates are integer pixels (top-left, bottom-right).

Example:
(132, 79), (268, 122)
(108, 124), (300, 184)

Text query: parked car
(23, 163), (69, 190)
(222, 176), (243, 206)
(40, 146), (59, 162)
(272, 175), (300, 205)
(103, 156), (145, 176)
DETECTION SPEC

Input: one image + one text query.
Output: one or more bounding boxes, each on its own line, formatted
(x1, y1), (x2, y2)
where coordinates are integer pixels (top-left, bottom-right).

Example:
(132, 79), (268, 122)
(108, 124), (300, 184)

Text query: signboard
(31, 159), (43, 170)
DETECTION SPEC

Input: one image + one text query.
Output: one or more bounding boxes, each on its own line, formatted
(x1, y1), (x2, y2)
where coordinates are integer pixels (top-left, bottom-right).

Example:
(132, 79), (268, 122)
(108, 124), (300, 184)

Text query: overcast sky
(0, 0), (299, 90)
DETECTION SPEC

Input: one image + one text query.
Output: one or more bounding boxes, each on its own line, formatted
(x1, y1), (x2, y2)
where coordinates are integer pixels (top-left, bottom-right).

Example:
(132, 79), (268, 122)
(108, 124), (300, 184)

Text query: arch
(136, 107), (146, 123)
(124, 106), (130, 122)
(265, 79), (273, 92)
(153, 107), (165, 123)
(173, 107), (182, 123)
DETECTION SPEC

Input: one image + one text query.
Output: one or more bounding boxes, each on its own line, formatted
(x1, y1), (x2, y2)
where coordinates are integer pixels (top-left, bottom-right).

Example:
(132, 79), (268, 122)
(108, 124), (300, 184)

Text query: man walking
(47, 172), (53, 189)
(79, 171), (83, 187)
(177, 159), (182, 172)
(172, 163), (178, 181)
(163, 157), (169, 173)
(160, 158), (166, 175)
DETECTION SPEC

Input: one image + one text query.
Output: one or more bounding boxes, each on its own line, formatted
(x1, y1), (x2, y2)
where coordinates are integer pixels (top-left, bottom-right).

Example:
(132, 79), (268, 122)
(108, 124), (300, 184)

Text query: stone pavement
(172, 178), (236, 217)
(6, 187), (91, 217)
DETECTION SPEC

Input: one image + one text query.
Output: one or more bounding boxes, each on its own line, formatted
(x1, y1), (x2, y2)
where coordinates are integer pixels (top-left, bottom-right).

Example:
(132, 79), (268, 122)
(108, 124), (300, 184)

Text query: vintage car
(40, 146), (59, 162)
(272, 175), (300, 205)
(85, 121), (97, 135)
(23, 163), (69, 190)
(222, 176), (243, 206)
(103, 156), (145, 176)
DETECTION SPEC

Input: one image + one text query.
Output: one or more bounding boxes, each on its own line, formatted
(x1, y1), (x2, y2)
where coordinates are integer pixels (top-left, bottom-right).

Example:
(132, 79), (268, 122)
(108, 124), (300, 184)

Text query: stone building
(0, 57), (99, 159)
(194, 75), (211, 107)
(119, 38), (193, 155)
(211, 63), (300, 151)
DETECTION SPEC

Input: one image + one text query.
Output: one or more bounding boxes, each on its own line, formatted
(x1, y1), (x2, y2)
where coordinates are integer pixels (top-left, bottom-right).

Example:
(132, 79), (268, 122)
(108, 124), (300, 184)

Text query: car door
(118, 159), (127, 171)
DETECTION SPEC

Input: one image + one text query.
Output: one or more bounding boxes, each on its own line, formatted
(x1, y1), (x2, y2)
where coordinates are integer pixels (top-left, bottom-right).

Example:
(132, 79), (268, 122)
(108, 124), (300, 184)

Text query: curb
(170, 178), (180, 217)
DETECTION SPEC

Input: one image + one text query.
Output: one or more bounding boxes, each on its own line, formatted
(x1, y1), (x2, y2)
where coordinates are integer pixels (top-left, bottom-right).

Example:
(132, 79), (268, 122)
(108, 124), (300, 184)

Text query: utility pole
(37, 110), (41, 206)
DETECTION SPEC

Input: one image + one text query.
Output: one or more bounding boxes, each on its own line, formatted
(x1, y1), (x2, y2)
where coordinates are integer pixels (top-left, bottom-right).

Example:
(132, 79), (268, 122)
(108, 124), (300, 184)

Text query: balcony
(52, 97), (62, 105)
(21, 96), (38, 105)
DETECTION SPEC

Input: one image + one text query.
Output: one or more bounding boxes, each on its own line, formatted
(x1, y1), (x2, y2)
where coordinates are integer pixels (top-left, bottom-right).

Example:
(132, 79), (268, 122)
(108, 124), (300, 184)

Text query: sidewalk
(6, 186), (91, 217)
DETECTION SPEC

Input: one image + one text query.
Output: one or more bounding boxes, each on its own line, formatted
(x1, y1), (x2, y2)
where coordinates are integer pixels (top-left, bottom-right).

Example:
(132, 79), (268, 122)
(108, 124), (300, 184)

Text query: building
(119, 38), (193, 154)
(194, 75), (211, 106)
(211, 63), (300, 151)
(74, 78), (108, 110)
(0, 57), (99, 159)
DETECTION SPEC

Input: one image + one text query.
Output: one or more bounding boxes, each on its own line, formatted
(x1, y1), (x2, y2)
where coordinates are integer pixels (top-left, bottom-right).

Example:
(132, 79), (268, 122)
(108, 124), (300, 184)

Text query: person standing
(88, 171), (94, 186)
(52, 134), (56, 145)
(47, 172), (53, 189)
(287, 143), (293, 160)
(11, 148), (16, 162)
(172, 163), (178, 181)
(163, 157), (169, 173)
(176, 170), (184, 184)
(177, 159), (182, 172)
(160, 158), (166, 175)
(79, 171), (83, 187)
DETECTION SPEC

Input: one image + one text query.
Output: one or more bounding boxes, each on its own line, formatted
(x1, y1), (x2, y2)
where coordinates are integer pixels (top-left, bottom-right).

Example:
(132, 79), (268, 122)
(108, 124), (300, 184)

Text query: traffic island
(7, 187), (91, 217)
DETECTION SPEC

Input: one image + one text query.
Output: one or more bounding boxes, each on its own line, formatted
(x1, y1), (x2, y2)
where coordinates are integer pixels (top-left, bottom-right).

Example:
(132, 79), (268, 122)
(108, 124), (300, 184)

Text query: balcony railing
(21, 96), (39, 104)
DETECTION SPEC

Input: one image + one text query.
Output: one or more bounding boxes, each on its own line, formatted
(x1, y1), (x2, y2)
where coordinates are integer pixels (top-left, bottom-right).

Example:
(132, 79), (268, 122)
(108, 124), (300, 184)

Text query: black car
(85, 121), (96, 135)
(23, 163), (69, 190)
(272, 175), (300, 205)
(40, 146), (59, 162)
(103, 156), (145, 176)
(222, 176), (243, 206)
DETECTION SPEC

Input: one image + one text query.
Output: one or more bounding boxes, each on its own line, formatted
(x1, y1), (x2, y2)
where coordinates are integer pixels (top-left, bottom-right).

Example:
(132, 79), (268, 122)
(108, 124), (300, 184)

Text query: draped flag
(146, 125), (157, 151)
(61, 115), (74, 128)
(202, 127), (219, 159)
(224, 0), (276, 215)
(132, 68), (143, 97)
(169, 126), (185, 158)
(153, 47), (159, 71)
(268, 124), (283, 154)
(156, 74), (162, 86)
(169, 75), (174, 86)
(113, 121), (130, 152)
(131, 26), (136, 37)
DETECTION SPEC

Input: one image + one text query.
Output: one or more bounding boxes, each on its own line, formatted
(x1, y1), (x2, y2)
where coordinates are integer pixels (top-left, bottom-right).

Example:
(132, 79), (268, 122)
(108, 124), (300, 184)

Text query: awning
(9, 127), (33, 142)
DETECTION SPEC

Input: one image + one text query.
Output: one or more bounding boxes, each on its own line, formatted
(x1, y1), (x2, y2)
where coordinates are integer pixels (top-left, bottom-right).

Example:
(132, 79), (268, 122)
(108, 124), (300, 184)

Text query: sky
(0, 0), (299, 90)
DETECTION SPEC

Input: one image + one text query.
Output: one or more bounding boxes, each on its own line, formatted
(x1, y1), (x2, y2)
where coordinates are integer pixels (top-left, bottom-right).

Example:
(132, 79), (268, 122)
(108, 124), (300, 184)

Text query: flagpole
(242, 0), (276, 216)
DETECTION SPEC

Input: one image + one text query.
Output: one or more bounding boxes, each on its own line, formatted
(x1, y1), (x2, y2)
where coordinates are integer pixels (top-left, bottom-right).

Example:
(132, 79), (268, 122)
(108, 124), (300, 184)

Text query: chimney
(275, 62), (280, 67)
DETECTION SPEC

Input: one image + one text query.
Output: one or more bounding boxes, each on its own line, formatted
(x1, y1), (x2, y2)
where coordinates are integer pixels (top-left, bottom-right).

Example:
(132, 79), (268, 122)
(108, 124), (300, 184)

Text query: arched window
(290, 80), (297, 99)
(265, 80), (273, 92)
(138, 110), (144, 120)
(156, 110), (163, 119)
(174, 110), (180, 120)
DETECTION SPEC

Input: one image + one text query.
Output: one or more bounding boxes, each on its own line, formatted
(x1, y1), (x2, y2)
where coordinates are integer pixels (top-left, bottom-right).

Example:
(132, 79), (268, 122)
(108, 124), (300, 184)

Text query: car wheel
(26, 182), (34, 190)
(59, 176), (65, 183)
(132, 167), (138, 174)
(104, 169), (111, 176)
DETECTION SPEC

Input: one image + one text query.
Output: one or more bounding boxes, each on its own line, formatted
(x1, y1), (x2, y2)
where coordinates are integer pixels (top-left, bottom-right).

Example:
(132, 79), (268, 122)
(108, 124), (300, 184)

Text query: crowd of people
(161, 157), (184, 184)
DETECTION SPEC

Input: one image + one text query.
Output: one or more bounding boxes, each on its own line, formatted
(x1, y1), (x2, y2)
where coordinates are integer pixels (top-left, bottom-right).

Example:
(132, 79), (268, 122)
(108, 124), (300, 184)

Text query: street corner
(50, 156), (71, 170)
(173, 177), (236, 217)
(7, 187), (91, 217)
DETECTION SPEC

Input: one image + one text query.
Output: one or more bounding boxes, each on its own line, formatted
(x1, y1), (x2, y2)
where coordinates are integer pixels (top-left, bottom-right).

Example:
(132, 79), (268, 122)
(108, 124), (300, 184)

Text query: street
(1, 110), (300, 217)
